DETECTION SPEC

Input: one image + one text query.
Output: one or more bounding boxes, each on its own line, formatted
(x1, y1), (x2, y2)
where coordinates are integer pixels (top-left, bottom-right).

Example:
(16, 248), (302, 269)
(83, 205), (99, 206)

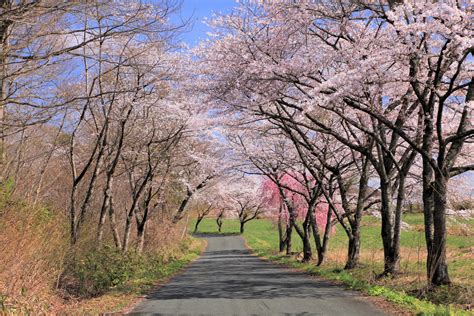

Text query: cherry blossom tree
(197, 0), (473, 286)
(224, 176), (266, 234)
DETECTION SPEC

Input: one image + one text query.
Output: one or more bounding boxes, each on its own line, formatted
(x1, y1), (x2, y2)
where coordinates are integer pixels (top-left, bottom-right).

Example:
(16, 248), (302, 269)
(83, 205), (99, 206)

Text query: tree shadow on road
(145, 236), (359, 301)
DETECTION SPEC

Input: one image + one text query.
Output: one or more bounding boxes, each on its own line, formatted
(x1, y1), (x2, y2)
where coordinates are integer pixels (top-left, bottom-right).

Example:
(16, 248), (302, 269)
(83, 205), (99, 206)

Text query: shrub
(70, 247), (147, 295)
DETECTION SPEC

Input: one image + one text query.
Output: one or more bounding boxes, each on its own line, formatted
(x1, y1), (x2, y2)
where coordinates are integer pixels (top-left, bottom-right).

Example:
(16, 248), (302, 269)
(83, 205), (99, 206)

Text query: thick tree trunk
(316, 248), (325, 266)
(240, 221), (245, 234)
(430, 172), (450, 285)
(173, 193), (192, 224)
(137, 222), (146, 253)
(344, 158), (368, 269)
(421, 102), (437, 284)
(216, 215), (223, 233)
(302, 235), (312, 262)
(392, 173), (408, 274)
(277, 215), (286, 252)
(302, 210), (313, 262)
(379, 180), (400, 275)
(345, 236), (360, 269)
(308, 207), (326, 266)
(319, 205), (332, 266)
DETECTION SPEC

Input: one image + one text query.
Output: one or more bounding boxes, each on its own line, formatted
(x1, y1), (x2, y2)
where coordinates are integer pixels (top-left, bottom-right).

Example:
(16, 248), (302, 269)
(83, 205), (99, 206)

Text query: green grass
(192, 215), (472, 255)
(191, 215), (473, 315)
(56, 237), (205, 314)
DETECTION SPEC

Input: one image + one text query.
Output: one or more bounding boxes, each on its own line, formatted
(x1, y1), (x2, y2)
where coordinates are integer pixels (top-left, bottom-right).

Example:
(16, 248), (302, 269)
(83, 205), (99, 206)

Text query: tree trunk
(74, 133), (106, 244)
(216, 215), (223, 233)
(278, 215), (286, 252)
(345, 236), (360, 269)
(379, 180), (399, 275)
(122, 210), (134, 252)
(286, 222), (292, 255)
(421, 102), (436, 284)
(69, 189), (78, 245)
(194, 217), (203, 233)
(318, 204), (332, 266)
(301, 232), (312, 262)
(430, 171), (450, 285)
(309, 208), (324, 265)
(108, 195), (121, 249)
(98, 177), (114, 244)
(301, 211), (312, 262)
(344, 158), (368, 269)
(137, 222), (146, 253)
(240, 221), (245, 234)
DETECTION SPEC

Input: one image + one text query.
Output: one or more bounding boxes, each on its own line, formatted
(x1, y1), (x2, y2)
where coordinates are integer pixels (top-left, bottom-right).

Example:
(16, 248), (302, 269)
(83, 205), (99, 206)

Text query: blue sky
(172, 0), (237, 46)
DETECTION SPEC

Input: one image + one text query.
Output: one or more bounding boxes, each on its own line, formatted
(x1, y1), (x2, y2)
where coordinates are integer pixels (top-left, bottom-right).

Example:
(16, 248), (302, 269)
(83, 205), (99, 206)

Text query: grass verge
(249, 246), (470, 316)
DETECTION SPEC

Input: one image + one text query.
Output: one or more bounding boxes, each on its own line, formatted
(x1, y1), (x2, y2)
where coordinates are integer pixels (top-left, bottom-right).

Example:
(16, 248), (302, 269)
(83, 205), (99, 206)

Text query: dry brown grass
(0, 200), (199, 314)
(0, 198), (68, 313)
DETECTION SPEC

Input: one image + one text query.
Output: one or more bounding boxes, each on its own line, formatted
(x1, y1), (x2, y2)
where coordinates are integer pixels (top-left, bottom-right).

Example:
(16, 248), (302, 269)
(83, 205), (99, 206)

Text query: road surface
(130, 234), (386, 315)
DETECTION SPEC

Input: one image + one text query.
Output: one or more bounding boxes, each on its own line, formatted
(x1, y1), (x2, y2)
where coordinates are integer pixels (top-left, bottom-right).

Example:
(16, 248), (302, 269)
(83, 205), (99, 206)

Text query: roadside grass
(57, 237), (205, 314)
(0, 185), (207, 314)
(1, 231), (205, 314)
(191, 215), (473, 314)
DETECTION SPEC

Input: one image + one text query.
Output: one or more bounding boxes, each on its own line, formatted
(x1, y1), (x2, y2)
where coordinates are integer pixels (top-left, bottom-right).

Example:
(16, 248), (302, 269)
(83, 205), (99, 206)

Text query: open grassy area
(191, 214), (473, 314)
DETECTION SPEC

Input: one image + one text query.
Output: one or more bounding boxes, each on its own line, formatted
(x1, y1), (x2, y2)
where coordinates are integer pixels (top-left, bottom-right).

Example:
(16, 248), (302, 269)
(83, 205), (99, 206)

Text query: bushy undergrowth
(65, 239), (197, 297)
(69, 248), (152, 296)
(0, 184), (202, 314)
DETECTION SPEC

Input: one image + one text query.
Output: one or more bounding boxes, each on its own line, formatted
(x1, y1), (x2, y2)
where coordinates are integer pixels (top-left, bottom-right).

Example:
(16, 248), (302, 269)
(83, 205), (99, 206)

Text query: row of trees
(192, 176), (265, 234)
(1, 0), (472, 295)
(0, 0), (227, 254)
(196, 0), (473, 287)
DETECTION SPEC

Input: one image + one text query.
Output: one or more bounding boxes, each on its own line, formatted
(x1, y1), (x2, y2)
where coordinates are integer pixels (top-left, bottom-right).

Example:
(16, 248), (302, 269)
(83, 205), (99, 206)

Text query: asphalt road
(130, 235), (386, 316)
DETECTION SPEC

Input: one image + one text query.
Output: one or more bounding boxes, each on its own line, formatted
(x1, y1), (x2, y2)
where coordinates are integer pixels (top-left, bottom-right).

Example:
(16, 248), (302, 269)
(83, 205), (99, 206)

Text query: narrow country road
(130, 235), (386, 315)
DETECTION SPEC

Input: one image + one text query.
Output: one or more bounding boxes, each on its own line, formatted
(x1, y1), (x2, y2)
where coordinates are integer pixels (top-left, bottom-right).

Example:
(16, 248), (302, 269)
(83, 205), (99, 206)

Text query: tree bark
(97, 176), (114, 244)
(108, 194), (121, 248)
(301, 210), (312, 262)
(344, 156), (369, 269)
(216, 212), (223, 233)
(430, 171), (450, 285)
(285, 222), (293, 255)
(137, 221), (146, 253)
(277, 209), (286, 252)
(379, 179), (399, 275)
(194, 217), (203, 233)
(345, 236), (360, 269)
(122, 208), (134, 252)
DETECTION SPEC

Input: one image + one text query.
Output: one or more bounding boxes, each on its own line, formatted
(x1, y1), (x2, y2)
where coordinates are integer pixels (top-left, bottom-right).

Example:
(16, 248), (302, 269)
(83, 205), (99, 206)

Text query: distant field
(190, 214), (473, 310)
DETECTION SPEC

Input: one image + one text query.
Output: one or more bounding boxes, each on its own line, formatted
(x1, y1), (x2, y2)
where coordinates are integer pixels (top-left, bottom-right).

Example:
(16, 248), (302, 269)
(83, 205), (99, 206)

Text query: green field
(190, 214), (473, 313)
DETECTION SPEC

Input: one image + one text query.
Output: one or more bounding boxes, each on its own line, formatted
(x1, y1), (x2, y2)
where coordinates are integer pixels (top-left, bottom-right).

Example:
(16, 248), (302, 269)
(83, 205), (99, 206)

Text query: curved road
(130, 235), (386, 315)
